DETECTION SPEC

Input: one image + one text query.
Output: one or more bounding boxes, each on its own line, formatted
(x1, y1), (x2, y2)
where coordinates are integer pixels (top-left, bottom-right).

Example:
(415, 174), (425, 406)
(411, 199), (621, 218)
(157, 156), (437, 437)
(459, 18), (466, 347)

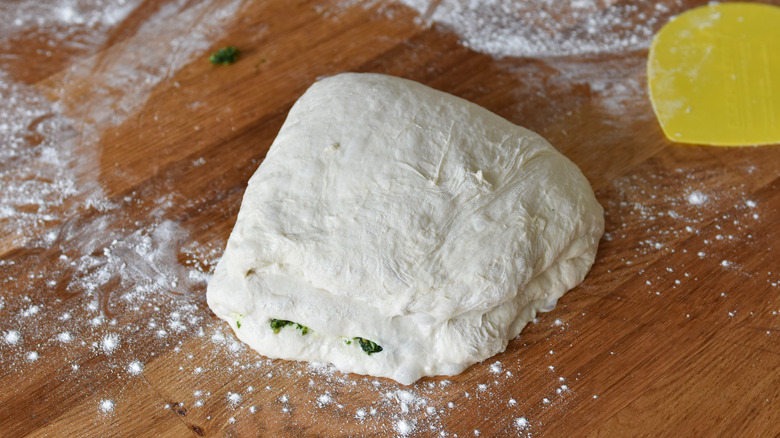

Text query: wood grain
(1, 0), (779, 437)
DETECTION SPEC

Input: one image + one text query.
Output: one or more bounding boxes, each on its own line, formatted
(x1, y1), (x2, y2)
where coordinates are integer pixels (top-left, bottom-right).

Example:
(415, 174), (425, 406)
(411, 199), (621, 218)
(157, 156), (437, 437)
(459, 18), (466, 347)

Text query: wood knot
(170, 402), (187, 416)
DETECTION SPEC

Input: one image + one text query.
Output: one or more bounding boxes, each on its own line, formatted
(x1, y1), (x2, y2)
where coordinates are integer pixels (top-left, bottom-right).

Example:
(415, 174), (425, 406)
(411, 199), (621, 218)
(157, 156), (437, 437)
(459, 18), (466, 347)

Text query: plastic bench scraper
(648, 2), (780, 146)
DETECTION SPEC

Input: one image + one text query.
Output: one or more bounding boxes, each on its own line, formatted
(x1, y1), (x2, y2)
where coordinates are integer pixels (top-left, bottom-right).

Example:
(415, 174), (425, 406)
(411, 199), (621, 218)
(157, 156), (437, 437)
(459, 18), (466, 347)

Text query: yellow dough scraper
(648, 2), (780, 146)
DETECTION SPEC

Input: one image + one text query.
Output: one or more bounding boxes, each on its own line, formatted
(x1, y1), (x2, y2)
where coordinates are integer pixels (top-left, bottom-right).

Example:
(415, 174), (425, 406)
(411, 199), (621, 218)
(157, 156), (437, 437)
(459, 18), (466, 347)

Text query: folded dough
(207, 73), (604, 385)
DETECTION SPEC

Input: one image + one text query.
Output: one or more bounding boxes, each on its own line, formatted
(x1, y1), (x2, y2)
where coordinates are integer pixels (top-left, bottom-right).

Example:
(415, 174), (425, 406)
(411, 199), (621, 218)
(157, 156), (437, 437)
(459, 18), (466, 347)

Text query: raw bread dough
(207, 73), (604, 385)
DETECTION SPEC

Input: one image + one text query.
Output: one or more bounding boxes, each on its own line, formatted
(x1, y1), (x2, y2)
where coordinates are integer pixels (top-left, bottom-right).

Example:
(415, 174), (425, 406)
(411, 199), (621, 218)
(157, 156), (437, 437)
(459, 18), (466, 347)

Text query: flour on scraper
(207, 73), (604, 385)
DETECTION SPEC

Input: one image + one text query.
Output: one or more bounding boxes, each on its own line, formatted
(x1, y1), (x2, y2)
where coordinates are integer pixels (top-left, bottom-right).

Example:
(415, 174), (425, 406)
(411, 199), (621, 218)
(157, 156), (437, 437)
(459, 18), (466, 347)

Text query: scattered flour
(395, 419), (415, 436)
(21, 305), (41, 317)
(99, 399), (115, 413)
(227, 392), (242, 406)
(127, 360), (144, 375)
(514, 416), (530, 430)
(101, 333), (120, 354)
(0, 0), (243, 246)
(0, 70), (81, 247)
(687, 191), (709, 206)
(317, 393), (333, 406)
(394, 0), (676, 57)
(4, 330), (20, 345)
(1, 0), (241, 427)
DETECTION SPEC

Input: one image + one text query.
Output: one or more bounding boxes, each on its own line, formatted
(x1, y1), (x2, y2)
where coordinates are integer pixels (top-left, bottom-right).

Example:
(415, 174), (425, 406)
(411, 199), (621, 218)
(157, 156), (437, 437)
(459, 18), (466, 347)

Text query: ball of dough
(207, 73), (604, 385)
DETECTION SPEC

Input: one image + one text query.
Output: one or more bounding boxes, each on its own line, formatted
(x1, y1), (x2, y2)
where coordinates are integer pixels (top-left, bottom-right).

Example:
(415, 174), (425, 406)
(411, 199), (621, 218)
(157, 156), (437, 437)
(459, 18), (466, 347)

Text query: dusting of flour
(393, 0), (678, 57)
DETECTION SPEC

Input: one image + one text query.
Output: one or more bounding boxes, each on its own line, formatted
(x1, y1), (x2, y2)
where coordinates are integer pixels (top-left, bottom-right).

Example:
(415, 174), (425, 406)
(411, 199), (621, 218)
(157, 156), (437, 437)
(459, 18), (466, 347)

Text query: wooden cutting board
(1, 0), (778, 436)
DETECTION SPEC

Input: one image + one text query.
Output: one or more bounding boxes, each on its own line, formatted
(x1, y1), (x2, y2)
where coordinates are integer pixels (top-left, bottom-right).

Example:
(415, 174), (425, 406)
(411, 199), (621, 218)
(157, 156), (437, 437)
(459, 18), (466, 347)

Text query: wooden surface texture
(1, 0), (779, 436)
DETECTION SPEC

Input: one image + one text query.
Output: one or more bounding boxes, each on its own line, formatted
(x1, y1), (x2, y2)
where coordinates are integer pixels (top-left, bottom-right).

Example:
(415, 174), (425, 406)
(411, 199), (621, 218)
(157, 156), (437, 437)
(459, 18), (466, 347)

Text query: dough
(207, 73), (604, 385)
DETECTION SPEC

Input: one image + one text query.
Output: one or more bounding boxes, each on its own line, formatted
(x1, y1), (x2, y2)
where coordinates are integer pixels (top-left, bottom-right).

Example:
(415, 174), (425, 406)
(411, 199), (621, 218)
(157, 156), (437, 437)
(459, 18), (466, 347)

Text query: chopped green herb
(270, 319), (310, 335)
(270, 319), (294, 334)
(354, 337), (383, 355)
(209, 46), (240, 65)
(236, 320), (241, 329)
(235, 313), (244, 329)
(344, 339), (352, 345)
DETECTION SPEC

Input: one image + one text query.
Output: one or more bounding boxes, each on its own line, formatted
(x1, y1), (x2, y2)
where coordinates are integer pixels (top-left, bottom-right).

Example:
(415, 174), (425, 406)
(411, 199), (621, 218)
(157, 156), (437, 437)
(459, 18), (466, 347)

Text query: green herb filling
(354, 337), (383, 355)
(270, 319), (309, 335)
(270, 319), (293, 333)
(209, 46), (240, 65)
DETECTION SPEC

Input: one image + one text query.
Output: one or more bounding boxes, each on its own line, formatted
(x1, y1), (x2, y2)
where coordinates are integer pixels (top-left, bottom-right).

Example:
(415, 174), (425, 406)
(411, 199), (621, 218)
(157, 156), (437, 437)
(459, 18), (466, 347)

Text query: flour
(387, 389), (427, 414)
(227, 392), (242, 405)
(21, 305), (40, 317)
(514, 416), (530, 429)
(394, 0), (677, 57)
(317, 393), (333, 406)
(101, 333), (120, 354)
(0, 0), (139, 39)
(395, 419), (415, 435)
(0, 0), (243, 248)
(4, 330), (20, 345)
(0, 70), (80, 248)
(0, 0), (239, 429)
(127, 360), (143, 375)
(99, 399), (115, 413)
(687, 191), (709, 206)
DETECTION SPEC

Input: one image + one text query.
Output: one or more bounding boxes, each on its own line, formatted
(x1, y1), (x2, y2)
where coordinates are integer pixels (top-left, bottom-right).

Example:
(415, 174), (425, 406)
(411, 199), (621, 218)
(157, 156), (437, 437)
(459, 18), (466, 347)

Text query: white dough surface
(206, 73), (604, 385)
